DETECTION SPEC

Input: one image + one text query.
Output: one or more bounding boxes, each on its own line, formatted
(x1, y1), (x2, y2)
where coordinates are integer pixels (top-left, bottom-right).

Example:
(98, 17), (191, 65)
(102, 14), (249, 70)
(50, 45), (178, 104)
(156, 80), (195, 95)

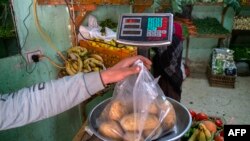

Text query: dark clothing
(153, 35), (183, 102)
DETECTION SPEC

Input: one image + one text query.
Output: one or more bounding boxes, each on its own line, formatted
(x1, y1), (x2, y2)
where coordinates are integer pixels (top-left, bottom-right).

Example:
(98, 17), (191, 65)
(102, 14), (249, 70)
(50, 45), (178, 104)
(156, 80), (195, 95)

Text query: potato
(143, 127), (162, 139)
(120, 113), (160, 132)
(99, 121), (124, 140)
(123, 132), (144, 141)
(109, 100), (128, 121)
(148, 102), (159, 115)
(161, 101), (176, 131)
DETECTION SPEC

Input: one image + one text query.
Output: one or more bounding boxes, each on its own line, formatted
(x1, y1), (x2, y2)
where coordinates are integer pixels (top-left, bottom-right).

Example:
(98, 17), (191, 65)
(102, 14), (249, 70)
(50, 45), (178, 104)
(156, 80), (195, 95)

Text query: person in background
(153, 22), (184, 102)
(0, 55), (152, 131)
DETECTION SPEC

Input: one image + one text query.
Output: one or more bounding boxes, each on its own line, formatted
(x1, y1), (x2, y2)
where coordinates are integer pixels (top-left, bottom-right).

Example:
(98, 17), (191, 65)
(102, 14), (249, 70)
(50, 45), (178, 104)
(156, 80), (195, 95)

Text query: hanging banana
(67, 46), (88, 57)
(65, 53), (83, 75)
(65, 61), (75, 76)
(62, 45), (105, 76)
(89, 54), (104, 62)
(83, 57), (105, 72)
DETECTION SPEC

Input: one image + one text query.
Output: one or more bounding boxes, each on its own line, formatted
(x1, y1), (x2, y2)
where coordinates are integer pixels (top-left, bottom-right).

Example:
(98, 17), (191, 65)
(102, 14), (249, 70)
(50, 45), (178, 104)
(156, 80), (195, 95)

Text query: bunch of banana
(58, 69), (68, 78)
(63, 46), (105, 76)
(82, 54), (105, 73)
(65, 53), (83, 76)
(67, 46), (88, 59)
(188, 123), (212, 141)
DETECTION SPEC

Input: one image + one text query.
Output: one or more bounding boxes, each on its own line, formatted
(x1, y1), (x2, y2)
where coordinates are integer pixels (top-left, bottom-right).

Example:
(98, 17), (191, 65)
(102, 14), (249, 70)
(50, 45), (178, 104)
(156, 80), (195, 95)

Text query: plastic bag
(78, 26), (91, 40)
(211, 48), (237, 76)
(97, 60), (176, 141)
(103, 27), (116, 41)
(88, 15), (100, 29)
(78, 15), (116, 42)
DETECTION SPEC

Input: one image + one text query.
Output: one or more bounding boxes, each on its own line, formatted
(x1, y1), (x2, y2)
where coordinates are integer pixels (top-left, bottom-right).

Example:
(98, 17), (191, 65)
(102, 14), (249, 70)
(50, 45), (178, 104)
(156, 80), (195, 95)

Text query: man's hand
(100, 55), (152, 85)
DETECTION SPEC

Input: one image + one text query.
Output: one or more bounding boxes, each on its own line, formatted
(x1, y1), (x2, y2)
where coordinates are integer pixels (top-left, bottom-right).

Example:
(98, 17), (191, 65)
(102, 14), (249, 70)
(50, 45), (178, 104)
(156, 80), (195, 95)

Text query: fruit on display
(80, 39), (137, 68)
(214, 118), (223, 127)
(87, 39), (136, 53)
(214, 134), (224, 141)
(189, 109), (197, 119)
(233, 16), (250, 30)
(201, 120), (217, 133)
(195, 112), (209, 121)
(58, 46), (105, 77)
(183, 110), (225, 141)
(187, 123), (212, 141)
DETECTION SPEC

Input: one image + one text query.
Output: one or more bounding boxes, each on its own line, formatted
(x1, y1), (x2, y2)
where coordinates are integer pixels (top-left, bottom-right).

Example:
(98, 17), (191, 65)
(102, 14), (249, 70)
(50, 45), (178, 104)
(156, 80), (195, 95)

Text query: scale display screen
(116, 13), (173, 46)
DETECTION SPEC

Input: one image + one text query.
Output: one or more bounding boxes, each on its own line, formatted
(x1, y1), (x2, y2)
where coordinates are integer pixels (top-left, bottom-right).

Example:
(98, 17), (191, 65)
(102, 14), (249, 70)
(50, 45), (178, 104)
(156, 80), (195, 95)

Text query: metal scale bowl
(88, 97), (192, 141)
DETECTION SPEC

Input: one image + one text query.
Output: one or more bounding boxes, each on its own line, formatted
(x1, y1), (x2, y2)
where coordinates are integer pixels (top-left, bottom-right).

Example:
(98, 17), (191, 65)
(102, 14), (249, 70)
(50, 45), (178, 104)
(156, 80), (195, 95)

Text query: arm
(0, 72), (104, 131)
(0, 55), (152, 131)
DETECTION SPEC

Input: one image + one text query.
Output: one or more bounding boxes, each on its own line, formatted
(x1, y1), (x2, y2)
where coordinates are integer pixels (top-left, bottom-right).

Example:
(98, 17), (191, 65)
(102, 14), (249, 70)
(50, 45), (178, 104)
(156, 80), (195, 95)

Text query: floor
(180, 73), (250, 124)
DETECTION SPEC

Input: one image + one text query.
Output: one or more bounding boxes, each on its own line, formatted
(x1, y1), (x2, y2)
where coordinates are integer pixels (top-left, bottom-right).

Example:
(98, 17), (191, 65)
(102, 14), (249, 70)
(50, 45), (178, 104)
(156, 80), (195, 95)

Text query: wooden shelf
(184, 5), (231, 65)
(37, 0), (155, 46)
(192, 17), (230, 38)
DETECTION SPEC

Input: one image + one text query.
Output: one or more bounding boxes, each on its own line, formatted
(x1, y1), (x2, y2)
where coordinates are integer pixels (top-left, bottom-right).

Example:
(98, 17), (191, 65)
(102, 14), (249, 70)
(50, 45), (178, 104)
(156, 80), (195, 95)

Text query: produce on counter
(175, 17), (197, 36)
(193, 18), (230, 35)
(201, 120), (217, 134)
(58, 46), (105, 77)
(87, 39), (136, 52)
(214, 118), (223, 127)
(80, 38), (137, 67)
(183, 110), (225, 141)
(233, 16), (250, 30)
(195, 112), (209, 121)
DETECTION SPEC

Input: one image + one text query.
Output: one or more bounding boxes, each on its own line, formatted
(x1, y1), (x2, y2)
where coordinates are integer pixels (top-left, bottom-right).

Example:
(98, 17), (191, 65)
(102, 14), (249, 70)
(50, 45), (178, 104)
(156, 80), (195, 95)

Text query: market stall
(1, 0), (249, 141)
(68, 13), (192, 141)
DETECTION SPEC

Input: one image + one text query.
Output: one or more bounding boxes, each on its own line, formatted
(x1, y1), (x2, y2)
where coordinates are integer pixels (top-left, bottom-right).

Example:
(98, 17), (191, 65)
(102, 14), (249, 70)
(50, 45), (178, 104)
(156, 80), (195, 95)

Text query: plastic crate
(206, 66), (236, 88)
(80, 40), (137, 68)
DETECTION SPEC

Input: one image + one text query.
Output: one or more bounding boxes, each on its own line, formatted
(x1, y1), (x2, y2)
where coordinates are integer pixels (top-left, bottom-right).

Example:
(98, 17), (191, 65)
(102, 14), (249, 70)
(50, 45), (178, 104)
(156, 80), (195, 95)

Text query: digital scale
(117, 13), (173, 48)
